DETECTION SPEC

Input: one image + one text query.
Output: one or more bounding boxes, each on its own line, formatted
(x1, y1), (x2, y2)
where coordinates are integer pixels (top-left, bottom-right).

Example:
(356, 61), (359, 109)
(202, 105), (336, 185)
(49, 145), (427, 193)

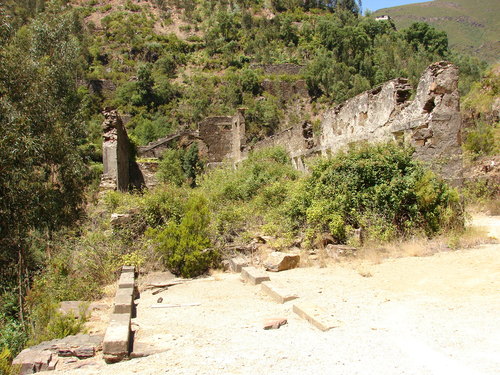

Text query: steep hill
(373, 0), (500, 63)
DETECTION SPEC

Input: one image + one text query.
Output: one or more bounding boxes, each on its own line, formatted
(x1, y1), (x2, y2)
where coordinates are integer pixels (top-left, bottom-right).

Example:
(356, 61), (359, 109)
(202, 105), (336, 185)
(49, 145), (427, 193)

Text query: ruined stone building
(101, 61), (463, 190)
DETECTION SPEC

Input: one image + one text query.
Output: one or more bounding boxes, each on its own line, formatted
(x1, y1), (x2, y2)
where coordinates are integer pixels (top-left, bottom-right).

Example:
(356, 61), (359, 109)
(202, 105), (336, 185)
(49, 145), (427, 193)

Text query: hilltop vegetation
(373, 0), (500, 63)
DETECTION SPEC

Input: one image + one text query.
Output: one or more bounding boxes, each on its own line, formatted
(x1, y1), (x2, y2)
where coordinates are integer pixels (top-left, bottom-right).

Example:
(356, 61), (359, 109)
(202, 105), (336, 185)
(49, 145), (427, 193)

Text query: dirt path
(58, 218), (500, 375)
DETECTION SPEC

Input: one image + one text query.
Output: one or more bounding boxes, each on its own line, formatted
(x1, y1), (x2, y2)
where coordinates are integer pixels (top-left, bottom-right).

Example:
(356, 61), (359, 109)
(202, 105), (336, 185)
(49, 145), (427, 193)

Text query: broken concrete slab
(229, 256), (248, 273)
(293, 303), (341, 331)
(263, 252), (300, 272)
(261, 281), (298, 304)
(241, 267), (270, 285)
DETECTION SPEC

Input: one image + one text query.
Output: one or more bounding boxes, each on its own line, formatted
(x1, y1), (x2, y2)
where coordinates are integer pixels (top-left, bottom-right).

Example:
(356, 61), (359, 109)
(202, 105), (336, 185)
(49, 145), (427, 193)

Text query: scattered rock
(13, 334), (103, 374)
(263, 318), (288, 330)
(263, 252), (300, 272)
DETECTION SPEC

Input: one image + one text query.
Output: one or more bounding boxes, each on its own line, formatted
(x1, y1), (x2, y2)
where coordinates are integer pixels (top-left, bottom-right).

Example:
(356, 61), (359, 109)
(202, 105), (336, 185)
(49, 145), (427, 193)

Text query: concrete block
(103, 322), (130, 363)
(118, 272), (135, 289)
(114, 287), (133, 314)
(229, 256), (248, 273)
(241, 267), (270, 285)
(293, 303), (340, 331)
(261, 281), (298, 304)
(122, 265), (135, 273)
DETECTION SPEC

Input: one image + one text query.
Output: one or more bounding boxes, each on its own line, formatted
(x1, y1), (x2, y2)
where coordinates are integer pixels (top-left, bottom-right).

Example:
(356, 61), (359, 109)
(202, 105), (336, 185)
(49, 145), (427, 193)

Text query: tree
(0, 7), (88, 325)
(403, 22), (448, 57)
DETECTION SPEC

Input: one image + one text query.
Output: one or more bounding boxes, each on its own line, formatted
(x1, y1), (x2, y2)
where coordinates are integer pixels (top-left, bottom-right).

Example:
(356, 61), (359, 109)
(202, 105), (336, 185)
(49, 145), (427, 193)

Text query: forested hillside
(373, 0), (500, 63)
(0, 1), (496, 372)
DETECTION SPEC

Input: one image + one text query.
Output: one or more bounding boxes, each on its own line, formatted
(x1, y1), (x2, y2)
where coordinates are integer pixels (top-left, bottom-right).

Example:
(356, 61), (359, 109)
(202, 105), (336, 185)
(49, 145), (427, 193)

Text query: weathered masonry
(242, 61), (463, 183)
(100, 108), (130, 191)
(102, 61), (463, 190)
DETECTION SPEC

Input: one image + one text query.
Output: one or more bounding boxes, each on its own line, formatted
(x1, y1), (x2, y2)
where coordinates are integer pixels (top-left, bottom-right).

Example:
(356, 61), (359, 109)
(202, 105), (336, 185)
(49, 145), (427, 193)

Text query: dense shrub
(151, 195), (218, 277)
(286, 143), (463, 243)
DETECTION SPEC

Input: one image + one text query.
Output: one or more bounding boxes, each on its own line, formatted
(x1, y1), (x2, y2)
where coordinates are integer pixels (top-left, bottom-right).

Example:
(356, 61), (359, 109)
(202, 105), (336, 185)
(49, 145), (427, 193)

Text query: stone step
(261, 281), (298, 304)
(293, 303), (341, 331)
(241, 266), (270, 285)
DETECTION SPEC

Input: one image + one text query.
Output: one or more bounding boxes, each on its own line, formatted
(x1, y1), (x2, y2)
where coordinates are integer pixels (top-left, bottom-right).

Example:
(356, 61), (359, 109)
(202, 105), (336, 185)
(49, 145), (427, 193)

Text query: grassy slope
(373, 0), (499, 63)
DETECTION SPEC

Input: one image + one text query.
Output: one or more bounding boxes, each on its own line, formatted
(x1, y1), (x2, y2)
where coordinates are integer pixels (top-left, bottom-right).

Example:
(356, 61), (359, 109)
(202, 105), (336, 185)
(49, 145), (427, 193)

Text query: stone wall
(101, 108), (130, 191)
(102, 62), (464, 190)
(243, 61), (463, 183)
(198, 109), (246, 166)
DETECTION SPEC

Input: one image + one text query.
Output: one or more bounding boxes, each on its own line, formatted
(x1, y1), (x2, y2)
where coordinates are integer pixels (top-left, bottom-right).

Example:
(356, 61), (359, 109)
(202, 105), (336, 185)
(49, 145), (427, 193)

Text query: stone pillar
(101, 108), (130, 192)
(410, 61), (463, 184)
(231, 108), (246, 164)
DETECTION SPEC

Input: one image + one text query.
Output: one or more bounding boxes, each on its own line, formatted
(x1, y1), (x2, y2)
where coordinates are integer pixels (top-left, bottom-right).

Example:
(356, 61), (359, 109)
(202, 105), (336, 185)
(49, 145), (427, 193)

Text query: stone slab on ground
(241, 266), (270, 285)
(12, 334), (103, 374)
(293, 303), (341, 331)
(103, 321), (131, 363)
(229, 256), (248, 273)
(114, 287), (134, 314)
(13, 349), (52, 375)
(261, 281), (298, 304)
(264, 252), (300, 272)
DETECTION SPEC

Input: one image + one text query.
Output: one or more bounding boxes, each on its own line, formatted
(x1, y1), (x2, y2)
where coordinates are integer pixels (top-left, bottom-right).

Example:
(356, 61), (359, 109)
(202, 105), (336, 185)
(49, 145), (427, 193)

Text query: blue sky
(362, 0), (427, 12)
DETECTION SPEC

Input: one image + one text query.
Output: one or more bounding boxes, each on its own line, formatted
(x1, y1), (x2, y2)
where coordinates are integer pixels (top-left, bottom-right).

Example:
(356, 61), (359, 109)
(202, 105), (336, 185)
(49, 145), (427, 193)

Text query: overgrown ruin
(102, 61), (463, 190)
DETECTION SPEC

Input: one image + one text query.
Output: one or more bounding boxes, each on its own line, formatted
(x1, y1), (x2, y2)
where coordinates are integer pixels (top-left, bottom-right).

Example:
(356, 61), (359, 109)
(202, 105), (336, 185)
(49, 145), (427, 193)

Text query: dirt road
(58, 218), (500, 375)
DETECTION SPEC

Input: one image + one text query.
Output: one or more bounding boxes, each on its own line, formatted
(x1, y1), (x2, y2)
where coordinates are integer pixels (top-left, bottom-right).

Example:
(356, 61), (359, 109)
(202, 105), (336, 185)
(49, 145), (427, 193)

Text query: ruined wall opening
(423, 97), (436, 113)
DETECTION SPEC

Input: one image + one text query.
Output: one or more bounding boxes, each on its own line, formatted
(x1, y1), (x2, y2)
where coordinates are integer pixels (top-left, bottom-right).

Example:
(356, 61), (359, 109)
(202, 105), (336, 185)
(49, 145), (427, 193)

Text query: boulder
(263, 252), (300, 272)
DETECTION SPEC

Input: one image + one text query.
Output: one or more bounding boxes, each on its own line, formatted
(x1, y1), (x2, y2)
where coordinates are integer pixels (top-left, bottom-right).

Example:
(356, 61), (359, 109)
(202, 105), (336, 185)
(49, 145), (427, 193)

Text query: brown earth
(56, 216), (500, 375)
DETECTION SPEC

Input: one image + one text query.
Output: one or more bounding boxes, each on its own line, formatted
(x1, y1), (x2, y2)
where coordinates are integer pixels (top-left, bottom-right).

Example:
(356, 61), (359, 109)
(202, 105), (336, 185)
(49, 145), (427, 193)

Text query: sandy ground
(57, 218), (500, 375)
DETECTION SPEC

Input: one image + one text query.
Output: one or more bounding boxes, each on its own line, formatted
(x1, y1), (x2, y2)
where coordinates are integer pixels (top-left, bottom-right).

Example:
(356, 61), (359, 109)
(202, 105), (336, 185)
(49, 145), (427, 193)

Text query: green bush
(157, 149), (186, 187)
(290, 142), (463, 243)
(140, 185), (186, 227)
(463, 121), (499, 160)
(151, 195), (218, 277)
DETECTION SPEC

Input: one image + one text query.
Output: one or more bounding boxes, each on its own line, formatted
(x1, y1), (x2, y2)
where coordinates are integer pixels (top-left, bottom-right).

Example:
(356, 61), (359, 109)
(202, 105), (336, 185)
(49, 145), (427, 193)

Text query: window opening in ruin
(423, 97), (436, 113)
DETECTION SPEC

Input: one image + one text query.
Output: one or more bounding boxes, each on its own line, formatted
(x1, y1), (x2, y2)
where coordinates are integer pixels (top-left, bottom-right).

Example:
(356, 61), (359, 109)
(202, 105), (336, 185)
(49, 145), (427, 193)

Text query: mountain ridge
(373, 0), (499, 62)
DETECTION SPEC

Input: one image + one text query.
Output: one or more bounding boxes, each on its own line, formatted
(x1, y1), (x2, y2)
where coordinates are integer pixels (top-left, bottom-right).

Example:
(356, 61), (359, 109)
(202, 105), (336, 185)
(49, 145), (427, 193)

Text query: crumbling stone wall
(244, 61), (463, 183)
(101, 108), (130, 191)
(198, 109), (246, 166)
